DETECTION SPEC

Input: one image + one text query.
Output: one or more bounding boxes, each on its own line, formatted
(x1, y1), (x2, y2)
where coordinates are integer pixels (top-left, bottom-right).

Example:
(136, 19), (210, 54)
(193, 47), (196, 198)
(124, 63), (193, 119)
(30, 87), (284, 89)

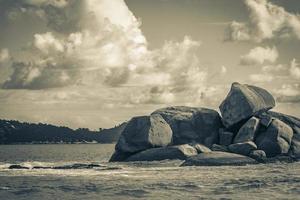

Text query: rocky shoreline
(109, 82), (300, 166)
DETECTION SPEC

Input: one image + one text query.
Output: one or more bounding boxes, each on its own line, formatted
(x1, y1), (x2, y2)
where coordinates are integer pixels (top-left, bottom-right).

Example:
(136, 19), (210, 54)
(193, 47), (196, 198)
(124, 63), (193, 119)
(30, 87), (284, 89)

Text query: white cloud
(225, 21), (251, 41)
(290, 59), (300, 80)
(0, 49), (10, 63)
(240, 46), (278, 65)
(226, 0), (300, 42)
(277, 84), (300, 97)
(34, 32), (65, 54)
(275, 83), (300, 103)
(262, 64), (285, 73)
(249, 73), (274, 83)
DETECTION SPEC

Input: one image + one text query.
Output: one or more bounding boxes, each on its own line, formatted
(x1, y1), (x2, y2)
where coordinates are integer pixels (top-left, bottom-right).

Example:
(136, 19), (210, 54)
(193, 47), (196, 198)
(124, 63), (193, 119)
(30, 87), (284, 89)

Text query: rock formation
(109, 82), (300, 166)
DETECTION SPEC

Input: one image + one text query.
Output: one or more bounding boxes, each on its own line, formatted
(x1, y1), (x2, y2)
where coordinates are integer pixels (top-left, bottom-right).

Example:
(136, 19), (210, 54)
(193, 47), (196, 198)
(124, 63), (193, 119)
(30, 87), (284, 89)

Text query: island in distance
(110, 82), (300, 166)
(0, 120), (126, 144)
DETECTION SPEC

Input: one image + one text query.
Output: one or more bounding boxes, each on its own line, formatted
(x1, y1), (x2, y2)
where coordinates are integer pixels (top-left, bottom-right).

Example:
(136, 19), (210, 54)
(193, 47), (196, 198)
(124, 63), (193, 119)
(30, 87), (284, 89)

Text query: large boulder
(152, 106), (222, 147)
(110, 114), (172, 162)
(233, 117), (260, 143)
(266, 111), (300, 158)
(181, 151), (257, 166)
(228, 141), (257, 156)
(125, 144), (198, 162)
(255, 119), (293, 157)
(219, 82), (275, 128)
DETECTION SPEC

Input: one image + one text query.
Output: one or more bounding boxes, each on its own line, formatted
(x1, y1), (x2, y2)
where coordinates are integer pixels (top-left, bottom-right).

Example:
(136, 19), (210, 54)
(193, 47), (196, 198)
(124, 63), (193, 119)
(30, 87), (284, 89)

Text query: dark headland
(0, 120), (126, 144)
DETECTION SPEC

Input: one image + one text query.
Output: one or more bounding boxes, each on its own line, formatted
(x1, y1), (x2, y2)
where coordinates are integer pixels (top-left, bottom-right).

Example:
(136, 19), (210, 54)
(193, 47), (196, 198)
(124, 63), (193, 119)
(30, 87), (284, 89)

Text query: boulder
(192, 143), (211, 153)
(211, 144), (229, 152)
(255, 119), (293, 157)
(234, 117), (260, 143)
(219, 129), (234, 146)
(228, 141), (257, 156)
(257, 113), (273, 128)
(116, 114), (172, 153)
(290, 127), (300, 158)
(249, 150), (266, 162)
(109, 151), (133, 162)
(267, 111), (300, 158)
(111, 114), (172, 162)
(219, 82), (275, 128)
(181, 152), (257, 166)
(152, 106), (222, 147)
(125, 144), (198, 162)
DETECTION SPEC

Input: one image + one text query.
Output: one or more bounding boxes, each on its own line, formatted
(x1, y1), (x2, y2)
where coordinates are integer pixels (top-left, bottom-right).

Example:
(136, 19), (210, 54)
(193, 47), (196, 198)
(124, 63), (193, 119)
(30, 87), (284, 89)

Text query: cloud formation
(248, 58), (300, 102)
(226, 0), (300, 42)
(275, 83), (300, 103)
(0, 0), (219, 106)
(240, 46), (278, 65)
(2, 0), (149, 89)
(290, 59), (300, 80)
(249, 73), (273, 82)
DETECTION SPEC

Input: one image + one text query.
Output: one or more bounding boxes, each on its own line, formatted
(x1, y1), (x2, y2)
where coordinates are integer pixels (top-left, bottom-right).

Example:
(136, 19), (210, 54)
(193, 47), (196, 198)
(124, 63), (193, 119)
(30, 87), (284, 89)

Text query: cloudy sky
(0, 0), (300, 129)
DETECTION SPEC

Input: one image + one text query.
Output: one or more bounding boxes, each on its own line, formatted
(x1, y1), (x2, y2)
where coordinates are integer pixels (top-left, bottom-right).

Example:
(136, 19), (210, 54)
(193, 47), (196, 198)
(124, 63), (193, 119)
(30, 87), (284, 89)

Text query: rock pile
(109, 82), (300, 166)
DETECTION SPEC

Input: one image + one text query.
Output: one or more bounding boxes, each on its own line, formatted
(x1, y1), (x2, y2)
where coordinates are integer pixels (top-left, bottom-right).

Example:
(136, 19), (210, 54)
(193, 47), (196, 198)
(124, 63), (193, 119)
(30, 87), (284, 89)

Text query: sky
(0, 0), (300, 129)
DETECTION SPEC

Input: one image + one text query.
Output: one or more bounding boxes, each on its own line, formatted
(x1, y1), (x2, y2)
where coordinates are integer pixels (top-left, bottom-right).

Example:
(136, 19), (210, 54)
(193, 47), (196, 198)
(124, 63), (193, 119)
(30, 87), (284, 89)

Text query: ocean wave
(0, 162), (122, 171)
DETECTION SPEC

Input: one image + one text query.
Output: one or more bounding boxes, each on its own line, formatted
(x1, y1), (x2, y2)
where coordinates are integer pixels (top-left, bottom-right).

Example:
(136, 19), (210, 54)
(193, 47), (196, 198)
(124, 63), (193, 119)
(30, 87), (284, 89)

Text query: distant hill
(0, 119), (126, 144)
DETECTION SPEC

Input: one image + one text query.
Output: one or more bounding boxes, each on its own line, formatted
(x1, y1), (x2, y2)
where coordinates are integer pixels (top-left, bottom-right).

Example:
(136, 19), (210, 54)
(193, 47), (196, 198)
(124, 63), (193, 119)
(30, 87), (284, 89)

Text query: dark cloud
(2, 61), (79, 90)
(104, 67), (131, 87)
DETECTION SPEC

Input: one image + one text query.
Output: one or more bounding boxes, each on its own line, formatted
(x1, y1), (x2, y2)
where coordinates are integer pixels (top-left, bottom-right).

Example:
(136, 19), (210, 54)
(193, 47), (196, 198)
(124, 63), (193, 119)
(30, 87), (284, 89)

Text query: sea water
(0, 144), (299, 200)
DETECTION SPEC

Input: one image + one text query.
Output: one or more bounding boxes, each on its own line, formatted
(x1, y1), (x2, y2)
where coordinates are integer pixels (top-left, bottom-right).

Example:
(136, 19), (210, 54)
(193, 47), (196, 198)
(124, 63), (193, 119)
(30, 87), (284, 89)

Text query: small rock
(234, 117), (260, 143)
(229, 141), (257, 156)
(290, 127), (300, 158)
(191, 143), (211, 153)
(256, 119), (293, 157)
(267, 111), (300, 158)
(211, 144), (229, 152)
(9, 165), (29, 169)
(249, 150), (266, 162)
(181, 152), (257, 166)
(257, 113), (273, 128)
(219, 129), (234, 146)
(53, 163), (102, 169)
(109, 151), (137, 162)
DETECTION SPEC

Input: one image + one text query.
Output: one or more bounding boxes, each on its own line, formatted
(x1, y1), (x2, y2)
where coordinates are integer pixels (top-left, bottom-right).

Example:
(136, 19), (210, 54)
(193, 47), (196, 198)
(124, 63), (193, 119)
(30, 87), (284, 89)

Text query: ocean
(0, 144), (299, 200)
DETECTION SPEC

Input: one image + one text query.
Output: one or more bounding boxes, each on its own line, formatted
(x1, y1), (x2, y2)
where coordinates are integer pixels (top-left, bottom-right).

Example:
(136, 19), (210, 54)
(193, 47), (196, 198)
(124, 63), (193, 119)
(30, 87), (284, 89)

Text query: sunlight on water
(0, 144), (300, 200)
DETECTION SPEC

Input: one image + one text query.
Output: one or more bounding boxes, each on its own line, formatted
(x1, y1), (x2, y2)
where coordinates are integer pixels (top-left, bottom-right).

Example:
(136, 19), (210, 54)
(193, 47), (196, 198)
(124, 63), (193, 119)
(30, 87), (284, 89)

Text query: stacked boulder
(109, 82), (300, 166)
